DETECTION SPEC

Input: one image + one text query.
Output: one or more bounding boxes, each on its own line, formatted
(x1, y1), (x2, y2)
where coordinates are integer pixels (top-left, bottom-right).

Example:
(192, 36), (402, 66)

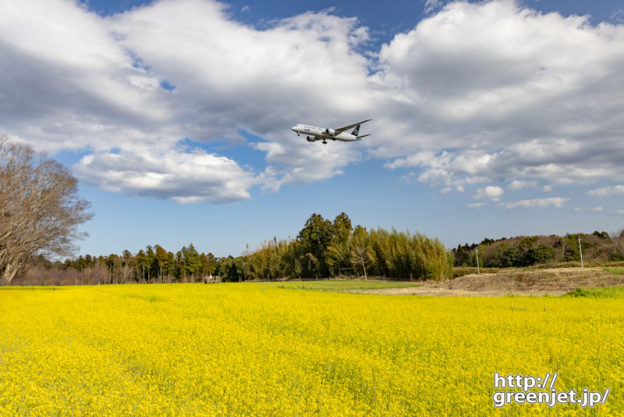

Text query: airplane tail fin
(351, 124), (361, 136)
(356, 134), (370, 140)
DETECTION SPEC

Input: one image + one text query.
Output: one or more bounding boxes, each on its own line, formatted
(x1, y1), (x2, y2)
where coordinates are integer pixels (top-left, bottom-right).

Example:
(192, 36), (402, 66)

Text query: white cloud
(574, 206), (604, 212)
(0, 0), (172, 153)
(506, 197), (569, 209)
(377, 0), (624, 195)
(467, 202), (487, 208)
(474, 185), (504, 201)
(74, 146), (257, 203)
(105, 0), (377, 194)
(254, 140), (361, 191)
(587, 185), (624, 197)
(508, 180), (537, 191)
(617, 209), (624, 216)
(0, 0), (375, 202)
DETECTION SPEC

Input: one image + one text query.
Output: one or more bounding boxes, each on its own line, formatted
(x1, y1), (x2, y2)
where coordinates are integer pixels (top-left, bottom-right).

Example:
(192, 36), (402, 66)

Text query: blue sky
(2, 0), (624, 257)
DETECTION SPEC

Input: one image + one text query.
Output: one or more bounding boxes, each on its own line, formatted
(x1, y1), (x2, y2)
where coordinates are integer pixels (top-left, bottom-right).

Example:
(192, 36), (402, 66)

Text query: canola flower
(0, 283), (623, 416)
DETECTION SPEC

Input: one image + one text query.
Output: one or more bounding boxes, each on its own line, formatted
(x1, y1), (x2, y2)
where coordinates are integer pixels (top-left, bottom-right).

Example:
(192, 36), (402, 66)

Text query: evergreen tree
(154, 245), (168, 283)
(297, 213), (334, 278)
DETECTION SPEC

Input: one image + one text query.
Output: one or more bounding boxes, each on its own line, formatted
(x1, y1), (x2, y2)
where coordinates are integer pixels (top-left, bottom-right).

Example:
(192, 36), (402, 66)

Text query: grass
(271, 279), (421, 292)
(604, 267), (624, 275)
(565, 286), (624, 298)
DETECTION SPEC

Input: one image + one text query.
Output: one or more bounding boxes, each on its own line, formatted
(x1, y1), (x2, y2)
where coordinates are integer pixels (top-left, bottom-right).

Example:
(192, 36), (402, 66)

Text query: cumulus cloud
(0, 0), (375, 202)
(74, 146), (257, 203)
(0, 0), (175, 152)
(507, 180), (537, 190)
(254, 141), (362, 192)
(474, 185), (504, 201)
(1, 0), (624, 206)
(377, 0), (624, 194)
(505, 197), (569, 209)
(102, 0), (377, 193)
(587, 185), (624, 197)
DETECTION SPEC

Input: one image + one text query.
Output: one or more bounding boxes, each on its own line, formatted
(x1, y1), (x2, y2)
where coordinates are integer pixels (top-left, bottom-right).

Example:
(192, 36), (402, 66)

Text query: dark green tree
(135, 250), (147, 282)
(154, 245), (169, 282)
(332, 212), (353, 245)
(145, 245), (156, 281)
(297, 213), (334, 278)
(181, 244), (202, 282)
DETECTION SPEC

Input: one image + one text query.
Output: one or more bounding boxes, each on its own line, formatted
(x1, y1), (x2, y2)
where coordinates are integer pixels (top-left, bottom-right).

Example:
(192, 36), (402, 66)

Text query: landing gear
(322, 140), (327, 144)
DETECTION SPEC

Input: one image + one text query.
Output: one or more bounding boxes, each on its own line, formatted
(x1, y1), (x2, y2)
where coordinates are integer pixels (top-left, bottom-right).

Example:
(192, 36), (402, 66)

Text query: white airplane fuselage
(291, 124), (360, 142)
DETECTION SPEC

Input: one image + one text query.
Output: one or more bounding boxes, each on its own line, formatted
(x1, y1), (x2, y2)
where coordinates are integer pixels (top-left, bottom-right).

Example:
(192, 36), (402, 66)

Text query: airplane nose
(291, 126), (297, 132)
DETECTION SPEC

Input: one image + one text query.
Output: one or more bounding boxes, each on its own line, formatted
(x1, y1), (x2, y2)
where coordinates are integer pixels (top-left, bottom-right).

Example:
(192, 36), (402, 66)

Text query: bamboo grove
(244, 213), (453, 281)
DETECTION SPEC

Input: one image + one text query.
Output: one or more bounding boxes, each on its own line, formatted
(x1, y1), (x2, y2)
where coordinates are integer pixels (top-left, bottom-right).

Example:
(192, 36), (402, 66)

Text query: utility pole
(475, 247), (480, 274)
(578, 236), (584, 268)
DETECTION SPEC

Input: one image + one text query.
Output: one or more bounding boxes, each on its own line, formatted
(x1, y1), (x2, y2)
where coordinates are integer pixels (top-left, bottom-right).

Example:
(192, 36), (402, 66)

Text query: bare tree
(351, 246), (369, 280)
(0, 136), (92, 284)
(612, 229), (624, 260)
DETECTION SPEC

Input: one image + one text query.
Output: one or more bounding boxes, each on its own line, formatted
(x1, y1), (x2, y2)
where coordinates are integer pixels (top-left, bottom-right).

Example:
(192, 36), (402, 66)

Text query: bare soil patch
(355, 268), (624, 296)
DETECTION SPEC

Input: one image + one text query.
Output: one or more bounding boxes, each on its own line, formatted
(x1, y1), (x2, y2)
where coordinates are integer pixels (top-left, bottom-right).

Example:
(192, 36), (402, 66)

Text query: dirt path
(354, 268), (624, 296)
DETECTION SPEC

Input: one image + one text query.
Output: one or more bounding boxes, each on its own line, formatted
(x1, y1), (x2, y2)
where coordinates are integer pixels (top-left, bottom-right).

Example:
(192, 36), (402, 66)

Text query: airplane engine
(325, 128), (335, 136)
(306, 136), (314, 142)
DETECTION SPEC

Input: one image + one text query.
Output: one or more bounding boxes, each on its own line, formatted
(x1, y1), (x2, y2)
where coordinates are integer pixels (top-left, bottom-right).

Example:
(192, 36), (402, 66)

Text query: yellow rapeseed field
(1, 283), (622, 416)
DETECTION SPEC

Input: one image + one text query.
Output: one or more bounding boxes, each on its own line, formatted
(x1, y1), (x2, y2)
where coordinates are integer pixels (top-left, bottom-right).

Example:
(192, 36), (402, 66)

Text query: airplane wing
(333, 119), (372, 135)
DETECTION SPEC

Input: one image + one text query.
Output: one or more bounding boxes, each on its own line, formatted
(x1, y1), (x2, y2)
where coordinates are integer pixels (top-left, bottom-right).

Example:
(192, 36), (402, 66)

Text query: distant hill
(453, 230), (624, 268)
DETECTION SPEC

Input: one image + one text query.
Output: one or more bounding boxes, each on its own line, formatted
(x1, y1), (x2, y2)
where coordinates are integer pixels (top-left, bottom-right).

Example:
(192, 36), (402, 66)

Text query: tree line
(16, 222), (624, 286)
(14, 212), (453, 285)
(453, 230), (624, 268)
(19, 243), (219, 285)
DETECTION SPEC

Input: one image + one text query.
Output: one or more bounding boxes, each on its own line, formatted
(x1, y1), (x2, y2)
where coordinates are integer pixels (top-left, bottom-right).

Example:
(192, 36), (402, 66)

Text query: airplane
(291, 119), (371, 144)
